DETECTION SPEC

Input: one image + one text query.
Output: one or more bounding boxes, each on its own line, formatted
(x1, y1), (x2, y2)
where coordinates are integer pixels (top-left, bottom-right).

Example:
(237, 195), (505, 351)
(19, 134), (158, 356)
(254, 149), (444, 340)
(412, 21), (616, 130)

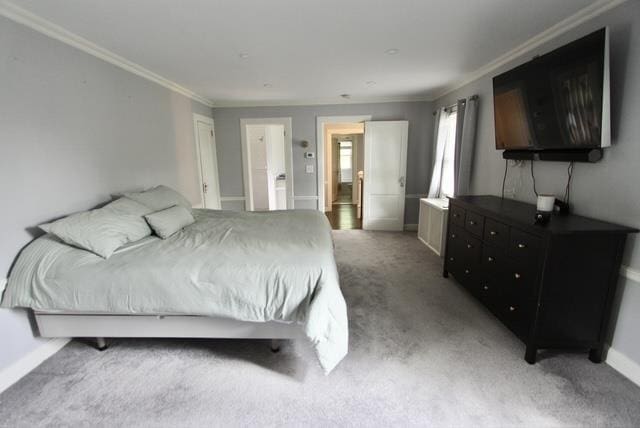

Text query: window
(339, 141), (353, 183)
(438, 110), (458, 198)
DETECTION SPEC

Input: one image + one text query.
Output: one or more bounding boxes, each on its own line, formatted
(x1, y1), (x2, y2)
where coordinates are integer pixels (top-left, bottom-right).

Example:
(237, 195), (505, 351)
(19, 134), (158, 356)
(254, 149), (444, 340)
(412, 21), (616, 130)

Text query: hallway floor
(325, 183), (361, 230)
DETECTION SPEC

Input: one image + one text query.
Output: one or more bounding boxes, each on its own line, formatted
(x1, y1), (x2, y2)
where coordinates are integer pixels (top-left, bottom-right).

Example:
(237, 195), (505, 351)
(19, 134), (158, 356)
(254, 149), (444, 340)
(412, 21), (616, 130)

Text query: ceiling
(6, 0), (605, 106)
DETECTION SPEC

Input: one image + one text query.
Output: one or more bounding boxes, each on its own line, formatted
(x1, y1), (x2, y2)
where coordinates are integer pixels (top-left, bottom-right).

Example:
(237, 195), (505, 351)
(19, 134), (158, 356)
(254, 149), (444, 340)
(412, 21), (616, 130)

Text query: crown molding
(430, 0), (629, 101)
(211, 94), (431, 108)
(0, 1), (214, 107)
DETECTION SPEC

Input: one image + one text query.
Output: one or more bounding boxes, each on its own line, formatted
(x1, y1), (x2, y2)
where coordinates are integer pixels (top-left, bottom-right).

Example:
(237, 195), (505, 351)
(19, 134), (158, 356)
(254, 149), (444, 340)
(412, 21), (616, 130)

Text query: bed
(1, 208), (348, 374)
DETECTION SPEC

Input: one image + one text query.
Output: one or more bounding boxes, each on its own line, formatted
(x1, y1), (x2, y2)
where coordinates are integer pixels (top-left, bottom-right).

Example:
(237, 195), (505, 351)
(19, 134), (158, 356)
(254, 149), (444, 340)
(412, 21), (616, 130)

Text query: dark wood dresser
(443, 195), (637, 364)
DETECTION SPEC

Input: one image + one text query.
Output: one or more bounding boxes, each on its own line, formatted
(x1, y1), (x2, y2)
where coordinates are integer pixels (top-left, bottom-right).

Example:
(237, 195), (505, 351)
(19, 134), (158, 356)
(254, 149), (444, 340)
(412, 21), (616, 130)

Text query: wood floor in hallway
(326, 183), (361, 230)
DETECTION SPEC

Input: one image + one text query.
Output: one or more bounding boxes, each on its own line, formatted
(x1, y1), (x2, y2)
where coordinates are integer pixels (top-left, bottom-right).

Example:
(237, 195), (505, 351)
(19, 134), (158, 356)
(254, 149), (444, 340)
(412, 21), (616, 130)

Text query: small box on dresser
(443, 195), (638, 364)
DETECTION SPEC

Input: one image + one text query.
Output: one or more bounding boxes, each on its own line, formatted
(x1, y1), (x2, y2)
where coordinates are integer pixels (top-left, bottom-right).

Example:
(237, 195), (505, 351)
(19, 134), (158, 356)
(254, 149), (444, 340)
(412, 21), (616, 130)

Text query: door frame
(193, 113), (221, 209)
(240, 117), (294, 211)
(316, 115), (371, 212)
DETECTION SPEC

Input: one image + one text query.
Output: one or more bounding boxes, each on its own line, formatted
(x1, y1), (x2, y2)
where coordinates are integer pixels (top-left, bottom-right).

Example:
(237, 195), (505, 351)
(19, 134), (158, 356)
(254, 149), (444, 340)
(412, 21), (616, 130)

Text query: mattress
(1, 209), (348, 373)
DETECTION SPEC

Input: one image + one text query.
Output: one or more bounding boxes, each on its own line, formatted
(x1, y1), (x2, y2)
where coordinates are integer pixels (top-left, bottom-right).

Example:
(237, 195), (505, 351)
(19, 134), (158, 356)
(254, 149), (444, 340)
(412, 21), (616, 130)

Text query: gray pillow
(40, 199), (152, 258)
(144, 205), (195, 239)
(106, 197), (155, 216)
(124, 185), (193, 213)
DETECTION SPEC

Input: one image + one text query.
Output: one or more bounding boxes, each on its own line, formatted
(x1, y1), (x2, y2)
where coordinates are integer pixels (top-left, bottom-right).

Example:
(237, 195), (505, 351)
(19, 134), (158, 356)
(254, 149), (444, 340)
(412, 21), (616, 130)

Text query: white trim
(620, 265), (640, 284)
(404, 224), (418, 231)
(607, 346), (640, 387)
(293, 195), (319, 200)
(431, 0), (629, 100)
(240, 118), (294, 211)
(219, 196), (247, 202)
(0, 338), (70, 393)
(317, 115), (372, 213)
(0, 1), (214, 107)
(192, 114), (221, 209)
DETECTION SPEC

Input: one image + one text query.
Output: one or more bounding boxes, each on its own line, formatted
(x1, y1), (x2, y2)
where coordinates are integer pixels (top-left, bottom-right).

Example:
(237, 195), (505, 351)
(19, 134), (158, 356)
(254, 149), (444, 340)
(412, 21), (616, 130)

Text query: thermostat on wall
(304, 152), (315, 159)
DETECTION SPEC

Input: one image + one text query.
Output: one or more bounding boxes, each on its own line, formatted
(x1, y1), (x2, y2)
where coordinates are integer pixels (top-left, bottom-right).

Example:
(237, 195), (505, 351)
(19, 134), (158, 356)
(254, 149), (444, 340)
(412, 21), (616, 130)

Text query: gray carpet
(1, 230), (640, 427)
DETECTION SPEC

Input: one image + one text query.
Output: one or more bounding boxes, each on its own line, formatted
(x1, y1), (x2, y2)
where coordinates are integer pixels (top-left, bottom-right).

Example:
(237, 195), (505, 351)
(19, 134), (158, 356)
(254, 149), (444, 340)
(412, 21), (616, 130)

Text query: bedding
(1, 209), (348, 373)
(124, 185), (193, 213)
(39, 198), (152, 259)
(144, 205), (195, 239)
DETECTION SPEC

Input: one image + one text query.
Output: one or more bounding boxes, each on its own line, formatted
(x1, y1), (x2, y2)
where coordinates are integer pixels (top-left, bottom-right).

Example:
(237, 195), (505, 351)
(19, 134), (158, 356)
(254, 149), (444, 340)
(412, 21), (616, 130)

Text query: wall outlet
(305, 164), (314, 174)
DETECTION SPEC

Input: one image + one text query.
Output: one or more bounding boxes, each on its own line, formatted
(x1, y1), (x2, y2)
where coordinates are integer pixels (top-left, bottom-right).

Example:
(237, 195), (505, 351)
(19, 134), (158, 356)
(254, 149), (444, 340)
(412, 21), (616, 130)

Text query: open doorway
(323, 123), (365, 229)
(318, 116), (409, 231)
(241, 118), (294, 211)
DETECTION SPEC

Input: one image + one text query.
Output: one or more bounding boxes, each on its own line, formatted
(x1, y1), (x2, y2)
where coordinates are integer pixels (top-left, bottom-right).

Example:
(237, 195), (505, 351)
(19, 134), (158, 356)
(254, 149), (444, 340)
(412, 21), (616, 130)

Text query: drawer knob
(509, 306), (516, 312)
(483, 285), (489, 291)
(451, 234), (456, 238)
(466, 244), (473, 249)
(464, 269), (470, 274)
(514, 273), (521, 279)
(490, 230), (497, 236)
(487, 256), (494, 262)
(449, 257), (454, 261)
(517, 243), (526, 249)
(453, 213), (459, 218)
(469, 220), (476, 225)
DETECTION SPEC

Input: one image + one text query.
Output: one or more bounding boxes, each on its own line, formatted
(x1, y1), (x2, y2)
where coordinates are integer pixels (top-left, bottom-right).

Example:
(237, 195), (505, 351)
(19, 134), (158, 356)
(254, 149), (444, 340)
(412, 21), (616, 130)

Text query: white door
(363, 121), (408, 231)
(194, 116), (221, 209)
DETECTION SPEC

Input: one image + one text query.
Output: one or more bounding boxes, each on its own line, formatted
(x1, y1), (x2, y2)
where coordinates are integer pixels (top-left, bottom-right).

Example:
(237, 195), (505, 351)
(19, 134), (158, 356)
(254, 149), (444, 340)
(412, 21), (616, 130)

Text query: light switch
(305, 164), (314, 174)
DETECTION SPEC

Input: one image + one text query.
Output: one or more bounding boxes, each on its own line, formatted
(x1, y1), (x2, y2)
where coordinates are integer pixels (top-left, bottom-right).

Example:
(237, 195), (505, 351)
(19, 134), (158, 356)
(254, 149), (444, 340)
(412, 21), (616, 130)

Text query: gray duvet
(1, 209), (348, 373)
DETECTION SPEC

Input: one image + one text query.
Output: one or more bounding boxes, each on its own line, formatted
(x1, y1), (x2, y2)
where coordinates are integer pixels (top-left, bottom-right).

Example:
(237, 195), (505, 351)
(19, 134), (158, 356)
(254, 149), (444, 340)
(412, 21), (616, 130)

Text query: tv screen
(493, 28), (609, 151)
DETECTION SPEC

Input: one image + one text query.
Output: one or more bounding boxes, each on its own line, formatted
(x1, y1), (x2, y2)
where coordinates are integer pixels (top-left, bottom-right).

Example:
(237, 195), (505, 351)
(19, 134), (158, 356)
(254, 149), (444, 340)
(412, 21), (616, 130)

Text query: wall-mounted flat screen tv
(493, 28), (610, 152)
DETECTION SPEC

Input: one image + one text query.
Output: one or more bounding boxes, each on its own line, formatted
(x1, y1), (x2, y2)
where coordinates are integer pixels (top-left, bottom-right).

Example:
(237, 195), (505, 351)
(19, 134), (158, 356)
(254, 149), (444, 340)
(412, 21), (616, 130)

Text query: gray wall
(0, 16), (212, 370)
(212, 101), (433, 224)
(432, 1), (640, 367)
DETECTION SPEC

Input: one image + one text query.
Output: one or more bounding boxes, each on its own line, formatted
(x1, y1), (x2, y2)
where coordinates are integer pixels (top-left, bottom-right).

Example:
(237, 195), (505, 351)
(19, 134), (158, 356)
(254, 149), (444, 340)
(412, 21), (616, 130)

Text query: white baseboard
(0, 338), (70, 393)
(404, 224), (418, 231)
(606, 346), (640, 387)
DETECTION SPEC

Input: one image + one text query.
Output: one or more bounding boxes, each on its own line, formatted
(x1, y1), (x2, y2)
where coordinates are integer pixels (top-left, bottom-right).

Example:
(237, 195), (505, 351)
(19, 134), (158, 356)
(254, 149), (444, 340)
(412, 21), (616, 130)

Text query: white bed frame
(34, 311), (303, 351)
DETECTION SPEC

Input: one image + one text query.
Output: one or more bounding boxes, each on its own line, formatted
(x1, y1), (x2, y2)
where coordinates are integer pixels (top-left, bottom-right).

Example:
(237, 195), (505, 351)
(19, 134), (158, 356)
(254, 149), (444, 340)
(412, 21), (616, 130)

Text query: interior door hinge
(210, 130), (213, 137)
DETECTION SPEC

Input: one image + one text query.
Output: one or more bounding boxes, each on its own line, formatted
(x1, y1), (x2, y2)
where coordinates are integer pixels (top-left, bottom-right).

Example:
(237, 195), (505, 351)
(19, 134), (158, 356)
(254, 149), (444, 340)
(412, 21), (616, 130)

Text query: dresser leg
(589, 347), (604, 363)
(95, 337), (109, 351)
(443, 269), (449, 278)
(525, 345), (537, 364)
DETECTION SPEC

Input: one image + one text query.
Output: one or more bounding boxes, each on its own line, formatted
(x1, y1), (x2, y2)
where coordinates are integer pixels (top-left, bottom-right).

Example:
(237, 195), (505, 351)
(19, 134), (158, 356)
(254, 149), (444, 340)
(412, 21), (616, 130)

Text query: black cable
(501, 159), (509, 199)
(530, 160), (538, 197)
(564, 162), (574, 204)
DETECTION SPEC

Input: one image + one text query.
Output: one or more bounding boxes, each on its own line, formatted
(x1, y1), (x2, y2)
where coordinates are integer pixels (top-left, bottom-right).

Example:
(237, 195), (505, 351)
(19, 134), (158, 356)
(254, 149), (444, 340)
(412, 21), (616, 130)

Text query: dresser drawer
(509, 228), (543, 262)
(500, 296), (532, 339)
(502, 259), (536, 300)
(481, 245), (506, 278)
(484, 218), (509, 248)
(449, 205), (466, 227)
(465, 210), (485, 238)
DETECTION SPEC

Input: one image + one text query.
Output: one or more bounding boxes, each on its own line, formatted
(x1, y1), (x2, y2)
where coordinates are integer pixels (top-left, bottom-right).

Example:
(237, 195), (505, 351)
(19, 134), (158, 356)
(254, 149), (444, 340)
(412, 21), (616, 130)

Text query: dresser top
(451, 195), (638, 236)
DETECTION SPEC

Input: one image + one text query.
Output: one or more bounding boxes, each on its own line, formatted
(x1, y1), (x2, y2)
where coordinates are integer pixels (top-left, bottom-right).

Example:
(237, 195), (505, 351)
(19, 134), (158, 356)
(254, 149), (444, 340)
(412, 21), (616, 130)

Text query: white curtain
(453, 96), (479, 196)
(427, 107), (447, 198)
